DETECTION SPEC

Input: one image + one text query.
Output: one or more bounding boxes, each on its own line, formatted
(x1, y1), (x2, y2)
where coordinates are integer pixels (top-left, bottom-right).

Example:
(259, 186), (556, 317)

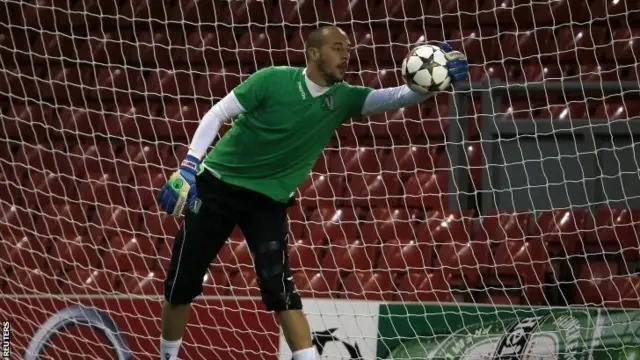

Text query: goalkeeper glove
(157, 154), (203, 217)
(438, 42), (469, 83)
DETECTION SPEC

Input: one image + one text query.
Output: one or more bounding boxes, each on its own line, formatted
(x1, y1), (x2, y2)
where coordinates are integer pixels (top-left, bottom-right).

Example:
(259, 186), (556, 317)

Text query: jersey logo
(323, 95), (334, 111)
(298, 81), (306, 100)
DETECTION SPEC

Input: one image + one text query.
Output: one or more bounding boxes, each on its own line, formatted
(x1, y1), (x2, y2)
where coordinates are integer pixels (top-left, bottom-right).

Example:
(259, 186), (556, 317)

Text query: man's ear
(308, 48), (319, 60)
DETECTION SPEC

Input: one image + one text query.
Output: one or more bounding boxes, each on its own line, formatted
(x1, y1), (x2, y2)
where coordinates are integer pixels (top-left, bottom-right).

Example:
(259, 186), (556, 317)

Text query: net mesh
(1, 0), (640, 359)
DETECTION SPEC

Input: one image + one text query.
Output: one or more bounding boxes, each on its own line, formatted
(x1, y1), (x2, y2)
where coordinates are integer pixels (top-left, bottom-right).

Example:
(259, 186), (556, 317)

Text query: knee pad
(255, 240), (303, 312)
(163, 274), (201, 306)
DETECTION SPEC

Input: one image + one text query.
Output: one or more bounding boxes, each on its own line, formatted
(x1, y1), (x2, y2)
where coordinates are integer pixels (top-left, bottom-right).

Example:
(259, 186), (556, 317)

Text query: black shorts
(163, 170), (299, 310)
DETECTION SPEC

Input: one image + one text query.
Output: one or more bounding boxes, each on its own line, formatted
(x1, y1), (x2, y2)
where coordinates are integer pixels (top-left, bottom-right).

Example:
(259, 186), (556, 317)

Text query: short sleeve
(344, 84), (374, 117)
(233, 67), (275, 112)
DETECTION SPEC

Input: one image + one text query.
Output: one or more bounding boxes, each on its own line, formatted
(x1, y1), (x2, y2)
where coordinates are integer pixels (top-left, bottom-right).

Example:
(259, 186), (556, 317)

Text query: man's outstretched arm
(360, 85), (432, 117)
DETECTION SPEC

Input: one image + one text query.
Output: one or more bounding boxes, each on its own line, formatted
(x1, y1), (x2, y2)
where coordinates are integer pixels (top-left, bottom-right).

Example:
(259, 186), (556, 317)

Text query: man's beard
(318, 55), (341, 85)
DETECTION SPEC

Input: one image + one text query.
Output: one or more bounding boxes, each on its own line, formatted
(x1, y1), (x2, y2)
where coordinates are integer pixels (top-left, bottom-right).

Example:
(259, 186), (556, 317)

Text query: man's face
(317, 30), (351, 85)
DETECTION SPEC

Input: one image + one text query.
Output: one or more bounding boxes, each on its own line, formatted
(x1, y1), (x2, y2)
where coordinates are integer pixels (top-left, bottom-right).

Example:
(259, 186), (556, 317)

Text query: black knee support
(254, 240), (302, 312)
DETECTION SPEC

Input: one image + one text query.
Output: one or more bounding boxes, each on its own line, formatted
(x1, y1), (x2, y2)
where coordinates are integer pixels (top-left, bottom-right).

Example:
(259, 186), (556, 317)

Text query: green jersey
(202, 66), (373, 202)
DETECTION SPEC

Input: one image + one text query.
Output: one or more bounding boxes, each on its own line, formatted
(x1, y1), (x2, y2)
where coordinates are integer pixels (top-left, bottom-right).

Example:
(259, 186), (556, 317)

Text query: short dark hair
(305, 25), (339, 55)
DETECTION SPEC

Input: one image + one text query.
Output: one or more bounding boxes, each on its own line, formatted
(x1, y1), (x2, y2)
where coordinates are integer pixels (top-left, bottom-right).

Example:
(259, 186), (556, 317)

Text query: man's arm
(360, 85), (432, 117)
(186, 92), (245, 160)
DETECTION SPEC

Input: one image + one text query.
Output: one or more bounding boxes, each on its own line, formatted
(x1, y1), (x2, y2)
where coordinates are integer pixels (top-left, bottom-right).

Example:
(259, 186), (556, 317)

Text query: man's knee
(164, 276), (201, 306)
(254, 240), (302, 312)
(259, 274), (303, 312)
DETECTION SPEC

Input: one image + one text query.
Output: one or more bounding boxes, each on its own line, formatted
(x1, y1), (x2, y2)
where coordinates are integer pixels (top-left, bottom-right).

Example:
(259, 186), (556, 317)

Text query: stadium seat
(202, 269), (231, 297)
(530, 209), (588, 255)
(306, 206), (361, 245)
(193, 65), (248, 100)
(102, 235), (157, 273)
(70, 142), (121, 178)
(0, 173), (22, 207)
(55, 107), (106, 139)
(435, 236), (491, 289)
(377, 237), (434, 274)
(383, 145), (440, 175)
(229, 270), (260, 297)
(0, 204), (35, 239)
(360, 207), (420, 243)
(320, 238), (378, 272)
(297, 174), (346, 207)
(76, 31), (128, 64)
(156, 238), (174, 274)
(93, 66), (146, 100)
(330, 147), (384, 175)
(416, 210), (474, 244)
(474, 210), (532, 246)
(291, 271), (336, 298)
(491, 237), (550, 304)
(129, 31), (185, 67)
(584, 207), (640, 260)
(118, 0), (168, 25)
(49, 235), (102, 273)
(554, 26), (607, 63)
(287, 204), (308, 240)
(289, 238), (322, 273)
(592, 101), (629, 122)
(577, 64), (621, 82)
(395, 271), (456, 302)
(212, 237), (254, 273)
(6, 235), (50, 273)
(5, 268), (61, 295)
(351, 29), (393, 64)
(168, 0), (223, 24)
(1, 104), (53, 142)
(143, 69), (197, 99)
(140, 210), (180, 239)
(232, 30), (285, 65)
(77, 173), (129, 208)
(35, 203), (89, 240)
(607, 28), (640, 62)
(477, 291), (524, 305)
(341, 271), (394, 301)
(447, 28), (499, 63)
(103, 103), (162, 140)
(88, 206), (140, 240)
(120, 143), (170, 176)
(22, 171), (71, 208)
(127, 172), (166, 210)
(346, 173), (403, 207)
(39, 66), (90, 104)
(402, 171), (449, 211)
(61, 268), (118, 294)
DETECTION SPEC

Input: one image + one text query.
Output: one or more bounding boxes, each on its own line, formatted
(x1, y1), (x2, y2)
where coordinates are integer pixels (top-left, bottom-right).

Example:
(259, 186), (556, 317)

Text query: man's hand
(157, 154), (202, 217)
(438, 42), (469, 83)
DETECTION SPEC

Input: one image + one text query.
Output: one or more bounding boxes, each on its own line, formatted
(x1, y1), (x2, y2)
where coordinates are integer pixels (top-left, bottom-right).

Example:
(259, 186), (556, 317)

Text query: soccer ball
(401, 44), (451, 94)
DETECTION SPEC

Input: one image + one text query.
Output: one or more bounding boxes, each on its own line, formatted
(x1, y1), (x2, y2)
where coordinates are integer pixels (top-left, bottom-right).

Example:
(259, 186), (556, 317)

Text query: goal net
(1, 0), (640, 359)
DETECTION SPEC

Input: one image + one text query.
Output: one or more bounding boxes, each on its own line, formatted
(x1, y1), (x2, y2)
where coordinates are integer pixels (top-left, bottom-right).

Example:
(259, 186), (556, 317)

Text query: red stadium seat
(321, 238), (378, 272)
(555, 26), (607, 63)
(447, 28), (499, 63)
(118, 0), (167, 25)
(103, 235), (157, 273)
(491, 237), (550, 304)
(346, 173), (403, 207)
(292, 271), (339, 298)
(70, 142), (121, 178)
(297, 174), (346, 207)
(1, 104), (53, 142)
(193, 65), (248, 100)
(49, 235), (102, 272)
(127, 172), (166, 210)
(93, 66), (145, 100)
(143, 69), (197, 99)
(360, 207), (421, 243)
(168, 0), (222, 24)
(474, 210), (532, 246)
(395, 271), (456, 302)
(500, 28), (555, 61)
(88, 206), (140, 241)
(231, 30), (285, 65)
(606, 28), (640, 62)
(416, 210), (474, 244)
(585, 207), (640, 260)
(38, 66), (91, 104)
(287, 204), (308, 240)
(140, 210), (181, 239)
(103, 103), (162, 141)
(5, 268), (61, 295)
(35, 203), (89, 239)
(129, 31), (185, 66)
(229, 270), (260, 297)
(403, 171), (449, 211)
(126, 270), (164, 295)
(22, 171), (71, 209)
(383, 145), (440, 175)
(351, 29), (393, 64)
(120, 143), (170, 176)
(306, 206), (361, 245)
(61, 268), (118, 294)
(55, 107), (106, 139)
(435, 236), (491, 289)
(377, 237), (434, 274)
(289, 239), (322, 273)
(0, 204), (35, 239)
(77, 172), (129, 208)
(341, 271), (394, 301)
(592, 101), (629, 122)
(202, 269), (231, 297)
(530, 209), (588, 255)
(330, 147), (385, 175)
(477, 291), (523, 306)
(6, 235), (49, 272)
(76, 31), (128, 63)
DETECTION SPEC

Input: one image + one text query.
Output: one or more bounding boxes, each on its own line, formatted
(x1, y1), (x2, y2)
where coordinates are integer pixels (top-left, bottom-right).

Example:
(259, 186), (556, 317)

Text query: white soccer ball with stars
(401, 44), (451, 94)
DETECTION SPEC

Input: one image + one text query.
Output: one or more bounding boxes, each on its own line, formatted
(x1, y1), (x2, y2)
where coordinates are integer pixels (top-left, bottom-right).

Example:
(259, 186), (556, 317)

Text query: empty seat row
(6, 0), (638, 29)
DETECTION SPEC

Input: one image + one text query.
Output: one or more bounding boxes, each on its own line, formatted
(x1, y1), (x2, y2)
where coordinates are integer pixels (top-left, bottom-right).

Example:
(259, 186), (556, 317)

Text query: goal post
(1, 0), (640, 359)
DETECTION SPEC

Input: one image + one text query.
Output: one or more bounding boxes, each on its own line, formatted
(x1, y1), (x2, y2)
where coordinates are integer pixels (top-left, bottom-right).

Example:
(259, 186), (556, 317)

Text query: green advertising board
(377, 303), (640, 360)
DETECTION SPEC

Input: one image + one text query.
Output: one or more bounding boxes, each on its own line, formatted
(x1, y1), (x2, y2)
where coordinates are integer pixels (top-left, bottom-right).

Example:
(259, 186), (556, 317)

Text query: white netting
(1, 0), (640, 359)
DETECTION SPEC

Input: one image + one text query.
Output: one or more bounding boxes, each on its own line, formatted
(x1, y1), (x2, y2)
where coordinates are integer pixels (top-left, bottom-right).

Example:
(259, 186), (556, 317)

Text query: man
(156, 26), (468, 360)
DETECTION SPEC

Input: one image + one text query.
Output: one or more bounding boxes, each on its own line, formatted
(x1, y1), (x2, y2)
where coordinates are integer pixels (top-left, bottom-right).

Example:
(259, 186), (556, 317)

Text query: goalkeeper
(157, 26), (468, 360)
